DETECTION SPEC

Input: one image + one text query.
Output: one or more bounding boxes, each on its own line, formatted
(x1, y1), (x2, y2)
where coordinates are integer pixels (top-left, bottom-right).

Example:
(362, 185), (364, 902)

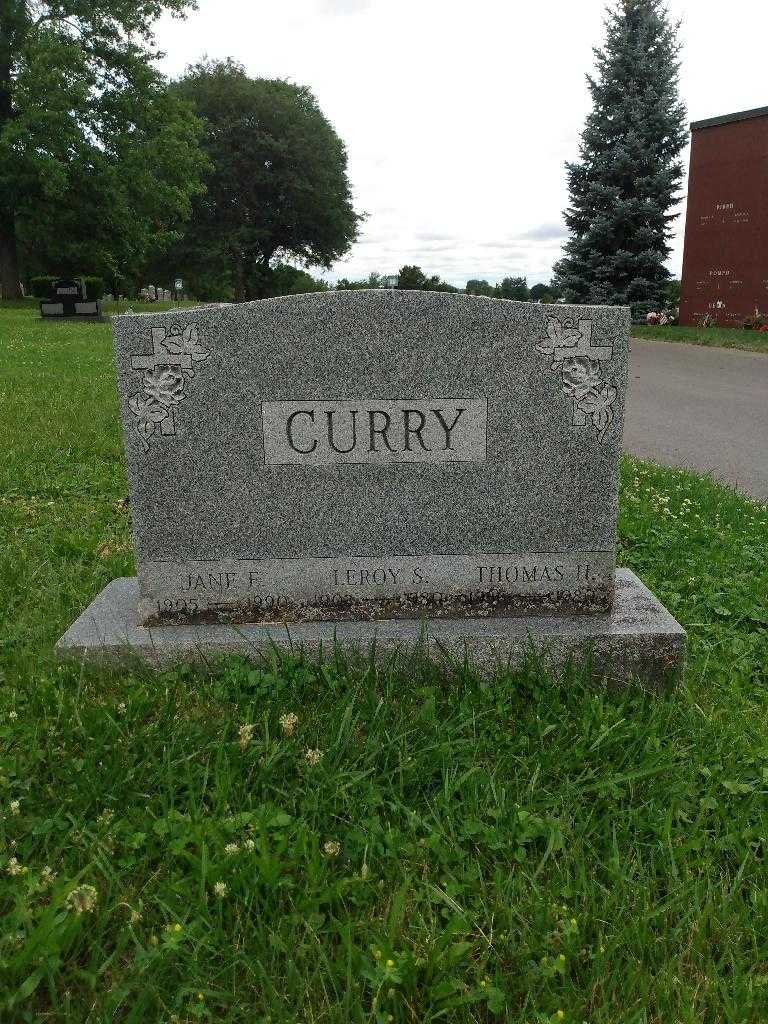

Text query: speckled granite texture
(107, 291), (632, 625)
(55, 569), (686, 688)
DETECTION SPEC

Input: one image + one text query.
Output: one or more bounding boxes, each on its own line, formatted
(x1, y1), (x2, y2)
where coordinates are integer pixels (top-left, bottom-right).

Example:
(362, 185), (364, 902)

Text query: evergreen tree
(553, 1), (686, 317)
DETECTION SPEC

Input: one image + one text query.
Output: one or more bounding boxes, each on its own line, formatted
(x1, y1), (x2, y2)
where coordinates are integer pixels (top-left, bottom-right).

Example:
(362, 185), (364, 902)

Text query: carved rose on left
(128, 393), (170, 446)
(127, 325), (209, 450)
(142, 367), (185, 407)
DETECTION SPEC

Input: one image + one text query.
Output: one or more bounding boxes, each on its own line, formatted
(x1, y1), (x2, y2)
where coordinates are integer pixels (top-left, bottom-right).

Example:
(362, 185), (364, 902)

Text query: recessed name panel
(261, 398), (488, 465)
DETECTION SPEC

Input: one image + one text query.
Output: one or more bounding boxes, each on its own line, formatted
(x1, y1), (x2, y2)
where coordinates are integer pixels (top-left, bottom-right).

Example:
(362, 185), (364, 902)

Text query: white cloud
(518, 223), (568, 242)
(316, 0), (371, 13)
(155, 0), (768, 286)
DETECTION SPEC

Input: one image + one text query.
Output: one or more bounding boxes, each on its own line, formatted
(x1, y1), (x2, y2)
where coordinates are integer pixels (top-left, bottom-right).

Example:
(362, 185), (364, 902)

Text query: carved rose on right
(560, 356), (603, 400)
(537, 318), (618, 441)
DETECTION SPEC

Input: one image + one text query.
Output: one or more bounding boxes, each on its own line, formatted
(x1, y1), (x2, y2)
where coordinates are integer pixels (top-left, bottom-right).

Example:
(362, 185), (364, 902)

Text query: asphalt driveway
(624, 338), (768, 501)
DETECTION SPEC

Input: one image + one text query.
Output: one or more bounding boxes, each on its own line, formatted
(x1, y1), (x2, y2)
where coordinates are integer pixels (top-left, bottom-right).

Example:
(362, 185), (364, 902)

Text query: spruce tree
(553, 1), (686, 317)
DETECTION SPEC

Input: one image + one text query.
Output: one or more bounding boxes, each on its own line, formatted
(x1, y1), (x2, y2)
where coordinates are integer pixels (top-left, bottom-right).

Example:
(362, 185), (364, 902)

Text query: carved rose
(142, 367), (185, 407)
(128, 393), (169, 450)
(536, 318), (617, 441)
(127, 323), (209, 451)
(560, 356), (604, 402)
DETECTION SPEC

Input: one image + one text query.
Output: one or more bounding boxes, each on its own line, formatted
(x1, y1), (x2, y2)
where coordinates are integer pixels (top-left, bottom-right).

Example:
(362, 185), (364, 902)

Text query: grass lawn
(1, 298), (768, 1023)
(633, 323), (768, 353)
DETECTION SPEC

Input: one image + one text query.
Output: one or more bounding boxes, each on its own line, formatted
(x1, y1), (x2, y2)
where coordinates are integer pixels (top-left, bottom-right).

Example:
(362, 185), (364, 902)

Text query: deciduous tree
(171, 60), (361, 301)
(496, 276), (529, 300)
(0, 0), (206, 297)
(465, 279), (494, 297)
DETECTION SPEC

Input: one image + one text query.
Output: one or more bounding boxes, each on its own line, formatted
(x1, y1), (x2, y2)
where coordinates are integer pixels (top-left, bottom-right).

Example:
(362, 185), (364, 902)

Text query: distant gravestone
(58, 291), (685, 683)
(40, 278), (103, 320)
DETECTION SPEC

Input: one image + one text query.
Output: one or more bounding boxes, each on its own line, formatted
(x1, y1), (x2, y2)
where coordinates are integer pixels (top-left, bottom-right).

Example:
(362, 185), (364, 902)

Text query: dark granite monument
(57, 291), (685, 684)
(40, 278), (103, 320)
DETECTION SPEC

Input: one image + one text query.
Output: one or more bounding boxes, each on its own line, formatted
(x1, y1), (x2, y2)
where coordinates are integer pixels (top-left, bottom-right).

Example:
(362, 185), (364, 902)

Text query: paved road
(624, 338), (768, 501)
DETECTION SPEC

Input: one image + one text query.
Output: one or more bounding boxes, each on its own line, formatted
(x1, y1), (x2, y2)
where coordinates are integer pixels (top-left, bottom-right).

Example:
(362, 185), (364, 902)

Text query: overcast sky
(155, 1), (768, 288)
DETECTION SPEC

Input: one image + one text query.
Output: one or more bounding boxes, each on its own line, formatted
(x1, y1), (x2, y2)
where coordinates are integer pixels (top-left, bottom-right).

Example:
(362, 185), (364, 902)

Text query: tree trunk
(0, 26), (20, 300)
(0, 206), (21, 299)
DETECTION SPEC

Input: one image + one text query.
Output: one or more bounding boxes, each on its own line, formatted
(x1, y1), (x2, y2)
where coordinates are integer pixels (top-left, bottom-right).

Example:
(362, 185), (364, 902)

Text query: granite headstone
(40, 277), (102, 319)
(57, 290), (685, 683)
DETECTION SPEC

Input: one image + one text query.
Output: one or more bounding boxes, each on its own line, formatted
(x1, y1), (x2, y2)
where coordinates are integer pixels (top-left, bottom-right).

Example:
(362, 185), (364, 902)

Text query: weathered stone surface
(109, 291), (631, 626)
(55, 569), (686, 688)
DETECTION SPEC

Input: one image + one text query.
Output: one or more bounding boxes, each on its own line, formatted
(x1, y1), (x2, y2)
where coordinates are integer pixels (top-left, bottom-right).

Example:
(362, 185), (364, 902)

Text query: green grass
(633, 323), (768, 353)
(1, 300), (768, 1023)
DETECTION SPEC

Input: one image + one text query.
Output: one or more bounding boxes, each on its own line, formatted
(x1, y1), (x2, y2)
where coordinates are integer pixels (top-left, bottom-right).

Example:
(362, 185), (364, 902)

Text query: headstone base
(56, 569), (686, 688)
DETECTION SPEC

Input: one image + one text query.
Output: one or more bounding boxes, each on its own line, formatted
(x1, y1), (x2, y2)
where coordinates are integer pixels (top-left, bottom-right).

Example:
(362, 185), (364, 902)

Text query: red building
(679, 105), (768, 327)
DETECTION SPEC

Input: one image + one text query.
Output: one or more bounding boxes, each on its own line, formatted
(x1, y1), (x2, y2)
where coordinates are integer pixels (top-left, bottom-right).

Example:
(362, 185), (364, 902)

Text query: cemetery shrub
(82, 276), (105, 301)
(30, 275), (104, 299)
(29, 275), (58, 298)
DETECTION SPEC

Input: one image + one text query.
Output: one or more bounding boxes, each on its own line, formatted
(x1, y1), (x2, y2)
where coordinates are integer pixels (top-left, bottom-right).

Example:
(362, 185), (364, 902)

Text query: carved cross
(552, 320), (613, 363)
(131, 327), (192, 436)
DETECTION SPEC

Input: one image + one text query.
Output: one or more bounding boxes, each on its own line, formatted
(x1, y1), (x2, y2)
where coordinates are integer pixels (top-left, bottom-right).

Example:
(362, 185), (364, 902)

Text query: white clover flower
(6, 857), (23, 876)
(117, 701), (127, 715)
(305, 748), (323, 766)
(238, 723), (256, 751)
(41, 866), (56, 886)
(323, 840), (341, 857)
(66, 884), (98, 914)
(9, 799), (20, 816)
(279, 712), (299, 736)
(224, 842), (240, 856)
(8, 711), (17, 721)
(244, 838), (256, 852)
(213, 881), (228, 897)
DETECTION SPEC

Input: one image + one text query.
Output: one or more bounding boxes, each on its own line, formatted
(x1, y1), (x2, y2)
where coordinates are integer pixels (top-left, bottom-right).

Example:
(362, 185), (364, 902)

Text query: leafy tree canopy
(397, 265), (428, 290)
(497, 276), (529, 301)
(529, 282), (558, 303)
(465, 279), (495, 297)
(336, 272), (385, 290)
(0, 0), (207, 296)
(169, 59), (361, 301)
